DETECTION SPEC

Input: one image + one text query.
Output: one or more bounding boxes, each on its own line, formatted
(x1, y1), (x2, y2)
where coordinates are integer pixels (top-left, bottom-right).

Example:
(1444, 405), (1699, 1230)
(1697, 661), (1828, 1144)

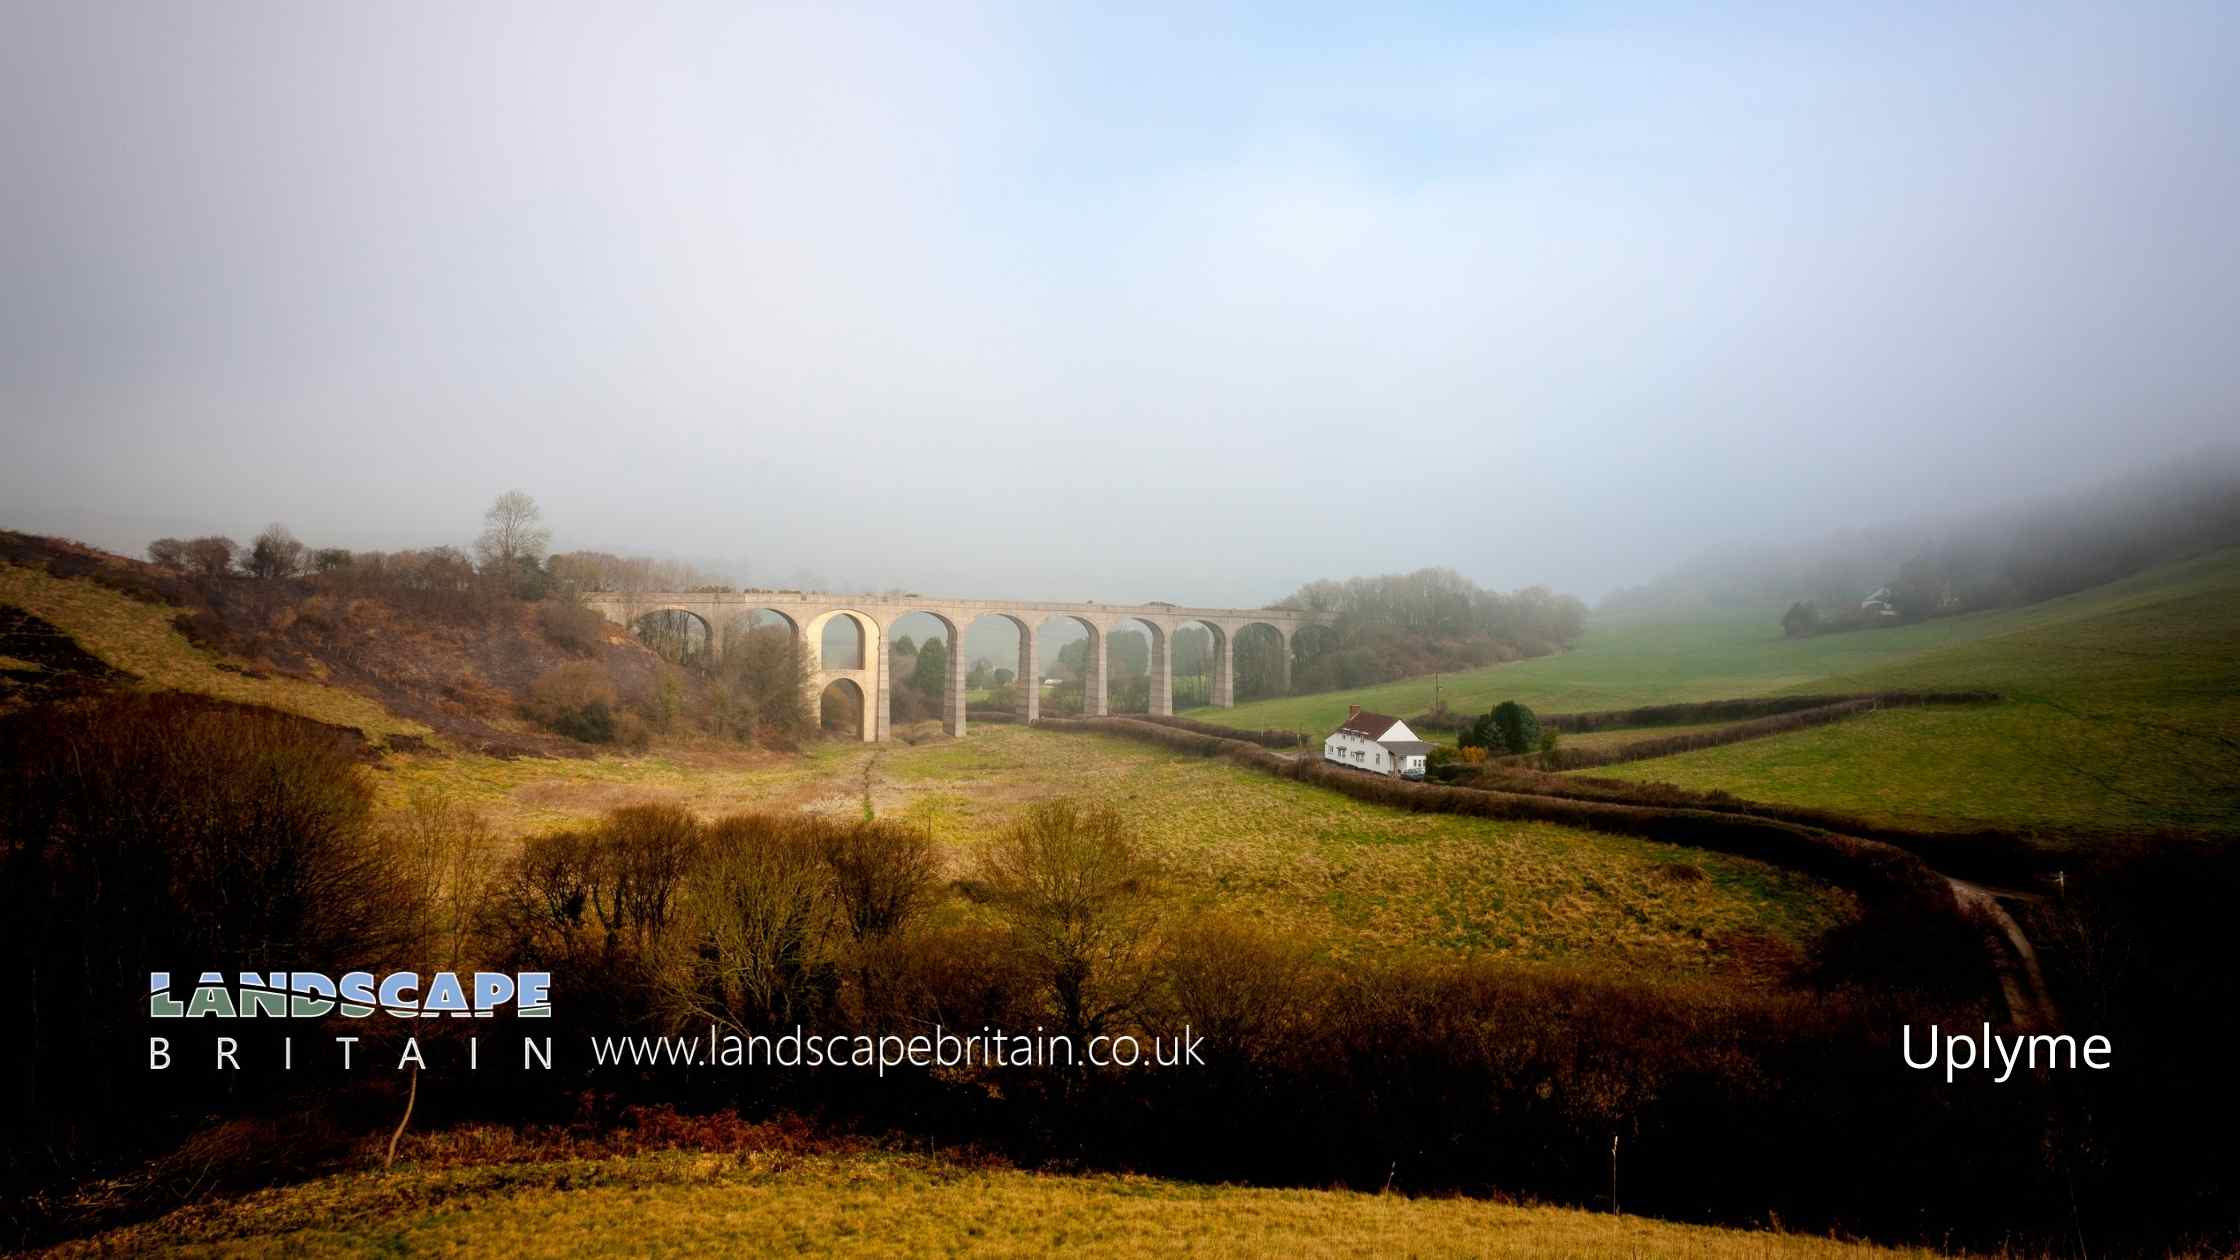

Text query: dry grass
(52, 1151), (1953, 1259)
(373, 739), (873, 832)
(0, 560), (432, 745)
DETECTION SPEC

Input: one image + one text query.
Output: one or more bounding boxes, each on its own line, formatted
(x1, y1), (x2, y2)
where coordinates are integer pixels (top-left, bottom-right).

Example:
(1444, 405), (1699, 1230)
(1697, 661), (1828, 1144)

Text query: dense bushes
(312, 545), (490, 619)
(1244, 569), (1587, 699)
(711, 623), (817, 747)
(521, 662), (642, 746)
(539, 601), (609, 654)
(0, 694), (424, 1186)
(1458, 700), (1541, 754)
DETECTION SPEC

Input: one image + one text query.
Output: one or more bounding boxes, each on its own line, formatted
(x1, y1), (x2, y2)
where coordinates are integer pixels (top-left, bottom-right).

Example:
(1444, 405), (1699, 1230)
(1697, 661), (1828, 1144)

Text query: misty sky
(4, 2), (2236, 604)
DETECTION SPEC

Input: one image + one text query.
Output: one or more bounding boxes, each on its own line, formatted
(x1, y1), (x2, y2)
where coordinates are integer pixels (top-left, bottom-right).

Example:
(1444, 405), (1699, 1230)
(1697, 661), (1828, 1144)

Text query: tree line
(1270, 568), (1587, 694)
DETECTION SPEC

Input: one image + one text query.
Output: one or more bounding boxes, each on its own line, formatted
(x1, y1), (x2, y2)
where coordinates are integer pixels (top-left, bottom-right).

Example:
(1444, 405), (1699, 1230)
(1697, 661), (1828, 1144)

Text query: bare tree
(244, 523), (306, 579)
(975, 799), (1155, 1043)
(475, 490), (551, 575)
(182, 535), (239, 578)
(819, 819), (941, 942)
(381, 789), (498, 970)
(146, 538), (188, 570)
(664, 814), (837, 1033)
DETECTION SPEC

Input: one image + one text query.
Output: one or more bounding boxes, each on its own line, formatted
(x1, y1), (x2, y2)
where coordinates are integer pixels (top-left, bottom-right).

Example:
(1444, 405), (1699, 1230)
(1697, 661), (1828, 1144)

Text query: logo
(149, 971), (551, 1019)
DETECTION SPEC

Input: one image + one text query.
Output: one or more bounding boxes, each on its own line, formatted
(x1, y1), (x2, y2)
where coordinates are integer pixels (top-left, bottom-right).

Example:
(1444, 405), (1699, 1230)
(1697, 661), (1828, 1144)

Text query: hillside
(1588, 549), (2239, 833)
(1201, 547), (2240, 836)
(0, 531), (689, 757)
(54, 1149), (1949, 1259)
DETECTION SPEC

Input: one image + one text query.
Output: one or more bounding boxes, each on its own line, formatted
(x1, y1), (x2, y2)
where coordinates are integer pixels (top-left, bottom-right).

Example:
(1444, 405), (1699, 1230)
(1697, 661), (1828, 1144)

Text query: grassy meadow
(381, 725), (1852, 975)
(57, 1150), (1949, 1260)
(1200, 547), (2240, 837)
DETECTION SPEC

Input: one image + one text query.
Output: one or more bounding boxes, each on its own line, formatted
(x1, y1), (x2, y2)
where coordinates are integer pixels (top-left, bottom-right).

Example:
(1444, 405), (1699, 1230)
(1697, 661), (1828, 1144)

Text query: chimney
(1347, 704), (1361, 720)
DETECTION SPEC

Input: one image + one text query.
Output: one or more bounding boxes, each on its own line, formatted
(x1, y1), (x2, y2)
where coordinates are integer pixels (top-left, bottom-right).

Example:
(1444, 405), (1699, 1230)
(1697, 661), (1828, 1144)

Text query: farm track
(1948, 879), (2059, 1034)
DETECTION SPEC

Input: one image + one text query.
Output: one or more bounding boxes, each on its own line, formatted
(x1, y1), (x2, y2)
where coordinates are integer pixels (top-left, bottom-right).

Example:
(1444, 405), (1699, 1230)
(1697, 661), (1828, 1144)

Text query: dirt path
(1947, 878), (2060, 1033)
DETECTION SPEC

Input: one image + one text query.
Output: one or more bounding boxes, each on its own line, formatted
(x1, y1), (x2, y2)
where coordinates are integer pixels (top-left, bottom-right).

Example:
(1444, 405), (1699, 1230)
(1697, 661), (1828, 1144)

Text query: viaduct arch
(581, 591), (1331, 743)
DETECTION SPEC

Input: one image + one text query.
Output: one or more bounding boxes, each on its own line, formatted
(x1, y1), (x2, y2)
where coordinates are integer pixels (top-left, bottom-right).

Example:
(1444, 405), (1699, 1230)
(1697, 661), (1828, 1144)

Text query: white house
(1323, 705), (1431, 780)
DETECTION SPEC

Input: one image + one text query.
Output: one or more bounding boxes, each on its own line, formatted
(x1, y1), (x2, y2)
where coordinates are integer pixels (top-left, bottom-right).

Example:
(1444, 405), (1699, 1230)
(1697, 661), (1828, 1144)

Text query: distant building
(1324, 705), (1431, 780)
(1861, 586), (1898, 616)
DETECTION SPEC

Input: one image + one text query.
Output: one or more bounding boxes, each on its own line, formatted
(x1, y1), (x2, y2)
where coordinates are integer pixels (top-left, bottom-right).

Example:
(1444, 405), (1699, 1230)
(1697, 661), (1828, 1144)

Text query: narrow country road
(1947, 878), (2061, 1033)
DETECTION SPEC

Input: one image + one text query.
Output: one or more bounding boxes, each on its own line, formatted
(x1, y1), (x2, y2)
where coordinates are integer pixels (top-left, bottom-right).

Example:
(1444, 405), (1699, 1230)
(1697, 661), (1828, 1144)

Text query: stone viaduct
(580, 591), (1332, 742)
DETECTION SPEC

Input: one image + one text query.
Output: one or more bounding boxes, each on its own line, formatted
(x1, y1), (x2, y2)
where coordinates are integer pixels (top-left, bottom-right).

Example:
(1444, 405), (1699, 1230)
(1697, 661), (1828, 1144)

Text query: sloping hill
(1202, 548), (2240, 836)
(0, 541), (433, 743)
(54, 1150), (1949, 1259)
(0, 531), (690, 756)
(1591, 548), (2240, 834)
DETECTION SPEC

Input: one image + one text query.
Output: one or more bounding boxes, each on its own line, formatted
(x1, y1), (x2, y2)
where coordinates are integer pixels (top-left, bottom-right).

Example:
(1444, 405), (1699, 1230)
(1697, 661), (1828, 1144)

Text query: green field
(1200, 548), (2240, 836)
(56, 1148), (1947, 1259)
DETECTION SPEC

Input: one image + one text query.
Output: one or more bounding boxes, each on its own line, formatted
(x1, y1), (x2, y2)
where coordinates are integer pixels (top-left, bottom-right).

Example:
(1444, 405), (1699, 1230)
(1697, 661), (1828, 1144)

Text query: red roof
(1335, 709), (1402, 738)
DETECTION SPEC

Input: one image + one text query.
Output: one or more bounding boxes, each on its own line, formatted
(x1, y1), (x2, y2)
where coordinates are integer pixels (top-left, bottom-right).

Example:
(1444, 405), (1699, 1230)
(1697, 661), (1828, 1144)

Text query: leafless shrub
(540, 600), (609, 655)
(243, 523), (307, 580)
(379, 789), (499, 970)
(145, 537), (188, 570)
(0, 692), (421, 1176)
(665, 814), (838, 1033)
(973, 799), (1155, 1042)
(818, 819), (942, 942)
(182, 535), (238, 577)
(1157, 914), (1311, 1063)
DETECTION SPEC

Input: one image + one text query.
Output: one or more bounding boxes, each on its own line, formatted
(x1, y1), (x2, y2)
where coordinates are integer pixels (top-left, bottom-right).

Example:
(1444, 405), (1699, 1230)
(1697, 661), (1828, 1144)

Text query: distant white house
(1861, 586), (1898, 616)
(1324, 705), (1431, 780)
